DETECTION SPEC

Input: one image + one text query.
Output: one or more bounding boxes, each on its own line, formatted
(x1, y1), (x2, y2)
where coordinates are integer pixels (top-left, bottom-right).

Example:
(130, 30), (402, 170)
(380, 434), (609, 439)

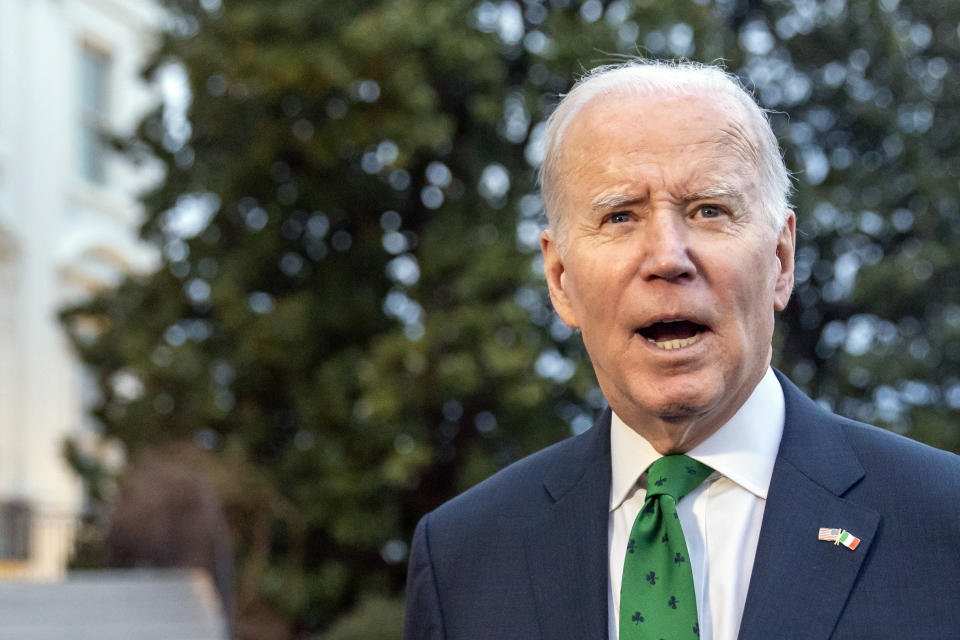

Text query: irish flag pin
(818, 527), (861, 550)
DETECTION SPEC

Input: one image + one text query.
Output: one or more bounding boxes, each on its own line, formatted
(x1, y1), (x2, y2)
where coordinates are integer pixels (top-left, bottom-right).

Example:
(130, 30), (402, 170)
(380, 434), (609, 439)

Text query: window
(79, 43), (111, 185)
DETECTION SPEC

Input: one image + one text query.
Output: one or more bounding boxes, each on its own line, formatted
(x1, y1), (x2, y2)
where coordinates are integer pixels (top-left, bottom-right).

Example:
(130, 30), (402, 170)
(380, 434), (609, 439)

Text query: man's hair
(539, 60), (792, 241)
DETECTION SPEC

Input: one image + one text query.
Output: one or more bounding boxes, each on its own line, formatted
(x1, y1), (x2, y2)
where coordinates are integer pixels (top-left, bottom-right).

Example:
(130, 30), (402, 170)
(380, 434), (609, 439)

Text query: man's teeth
(646, 333), (700, 350)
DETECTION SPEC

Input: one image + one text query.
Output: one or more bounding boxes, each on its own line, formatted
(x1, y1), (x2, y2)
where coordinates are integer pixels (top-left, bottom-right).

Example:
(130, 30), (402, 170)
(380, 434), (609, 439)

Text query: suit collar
(771, 370), (866, 496)
(527, 409), (612, 640)
(541, 408), (612, 502)
(738, 371), (879, 639)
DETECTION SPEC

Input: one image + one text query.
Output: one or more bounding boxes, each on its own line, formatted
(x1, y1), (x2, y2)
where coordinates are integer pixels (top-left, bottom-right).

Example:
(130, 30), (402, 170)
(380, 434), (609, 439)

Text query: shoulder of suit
(778, 369), (960, 482)
(830, 414), (960, 513)
(837, 414), (959, 469)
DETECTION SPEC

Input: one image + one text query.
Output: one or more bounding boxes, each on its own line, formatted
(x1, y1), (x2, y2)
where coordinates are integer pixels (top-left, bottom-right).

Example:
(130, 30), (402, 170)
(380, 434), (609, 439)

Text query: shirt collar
(609, 367), (785, 512)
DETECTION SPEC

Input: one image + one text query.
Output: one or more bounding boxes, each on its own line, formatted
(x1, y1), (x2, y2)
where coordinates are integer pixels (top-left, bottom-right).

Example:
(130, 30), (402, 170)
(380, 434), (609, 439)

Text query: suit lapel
(525, 410), (612, 640)
(738, 373), (880, 640)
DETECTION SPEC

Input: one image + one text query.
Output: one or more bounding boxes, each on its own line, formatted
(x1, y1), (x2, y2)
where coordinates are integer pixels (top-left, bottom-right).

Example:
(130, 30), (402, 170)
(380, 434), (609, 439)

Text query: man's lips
(636, 319), (709, 350)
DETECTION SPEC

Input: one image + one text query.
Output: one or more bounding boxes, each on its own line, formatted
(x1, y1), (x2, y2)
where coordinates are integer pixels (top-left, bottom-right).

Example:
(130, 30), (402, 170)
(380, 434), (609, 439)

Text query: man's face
(541, 92), (795, 452)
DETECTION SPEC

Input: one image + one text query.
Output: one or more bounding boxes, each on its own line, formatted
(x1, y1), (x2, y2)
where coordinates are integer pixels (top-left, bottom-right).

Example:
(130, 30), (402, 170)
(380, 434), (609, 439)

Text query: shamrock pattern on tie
(619, 455), (712, 640)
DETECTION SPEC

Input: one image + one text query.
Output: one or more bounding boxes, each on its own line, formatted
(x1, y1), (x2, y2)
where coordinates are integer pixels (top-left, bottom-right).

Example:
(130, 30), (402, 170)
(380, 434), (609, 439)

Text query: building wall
(0, 0), (160, 578)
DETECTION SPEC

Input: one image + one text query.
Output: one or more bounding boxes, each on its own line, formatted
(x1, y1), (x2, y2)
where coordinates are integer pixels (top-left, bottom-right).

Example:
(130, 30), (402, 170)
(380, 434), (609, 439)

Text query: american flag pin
(818, 527), (861, 550)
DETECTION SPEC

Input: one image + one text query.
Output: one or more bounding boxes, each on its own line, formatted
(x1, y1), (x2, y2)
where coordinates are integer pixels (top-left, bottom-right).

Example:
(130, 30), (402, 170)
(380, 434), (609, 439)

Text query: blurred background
(1, 0), (959, 638)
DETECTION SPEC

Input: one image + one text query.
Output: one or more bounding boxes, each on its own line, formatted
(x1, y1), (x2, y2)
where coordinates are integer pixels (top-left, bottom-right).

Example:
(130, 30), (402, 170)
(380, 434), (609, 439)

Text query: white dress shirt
(608, 367), (785, 640)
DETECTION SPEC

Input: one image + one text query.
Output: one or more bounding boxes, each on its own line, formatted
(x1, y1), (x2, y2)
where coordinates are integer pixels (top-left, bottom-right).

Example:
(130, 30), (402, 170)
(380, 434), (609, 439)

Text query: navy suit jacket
(404, 372), (960, 639)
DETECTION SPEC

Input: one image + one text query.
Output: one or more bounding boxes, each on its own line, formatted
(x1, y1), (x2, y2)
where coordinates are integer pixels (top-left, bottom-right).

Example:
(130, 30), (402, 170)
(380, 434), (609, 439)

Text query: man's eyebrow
(682, 185), (747, 208)
(590, 193), (647, 211)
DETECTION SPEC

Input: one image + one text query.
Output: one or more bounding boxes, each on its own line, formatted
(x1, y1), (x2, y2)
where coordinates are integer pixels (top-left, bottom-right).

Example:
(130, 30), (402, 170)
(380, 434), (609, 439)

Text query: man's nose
(637, 212), (697, 282)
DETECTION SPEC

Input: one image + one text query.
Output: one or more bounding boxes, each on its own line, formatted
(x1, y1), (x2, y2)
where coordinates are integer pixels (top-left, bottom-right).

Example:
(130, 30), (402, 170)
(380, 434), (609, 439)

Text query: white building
(0, 0), (161, 578)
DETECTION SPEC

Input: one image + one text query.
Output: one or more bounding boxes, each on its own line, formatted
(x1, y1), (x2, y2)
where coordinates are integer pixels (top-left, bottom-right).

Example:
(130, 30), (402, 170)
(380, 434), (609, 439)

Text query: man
(404, 60), (960, 640)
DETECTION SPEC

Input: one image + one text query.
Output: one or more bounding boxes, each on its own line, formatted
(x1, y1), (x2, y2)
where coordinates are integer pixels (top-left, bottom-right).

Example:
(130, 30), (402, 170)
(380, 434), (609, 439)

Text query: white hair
(539, 60), (792, 241)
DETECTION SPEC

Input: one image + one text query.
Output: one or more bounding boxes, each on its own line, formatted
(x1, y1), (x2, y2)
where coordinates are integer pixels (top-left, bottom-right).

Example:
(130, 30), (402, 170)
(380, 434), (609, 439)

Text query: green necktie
(619, 455), (713, 640)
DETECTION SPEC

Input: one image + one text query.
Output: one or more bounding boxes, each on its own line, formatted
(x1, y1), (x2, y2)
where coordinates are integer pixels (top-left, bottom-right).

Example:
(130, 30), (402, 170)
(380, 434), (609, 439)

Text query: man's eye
(609, 212), (631, 223)
(698, 205), (723, 219)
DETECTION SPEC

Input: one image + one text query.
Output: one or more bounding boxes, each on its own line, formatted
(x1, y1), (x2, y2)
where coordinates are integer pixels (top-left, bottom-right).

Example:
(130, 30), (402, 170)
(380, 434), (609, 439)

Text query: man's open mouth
(636, 320), (708, 350)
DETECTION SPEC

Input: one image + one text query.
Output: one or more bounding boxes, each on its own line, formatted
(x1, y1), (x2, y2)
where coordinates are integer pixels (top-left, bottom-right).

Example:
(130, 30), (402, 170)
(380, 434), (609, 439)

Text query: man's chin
(617, 388), (724, 435)
(652, 401), (711, 424)
(636, 379), (721, 421)
(612, 392), (713, 423)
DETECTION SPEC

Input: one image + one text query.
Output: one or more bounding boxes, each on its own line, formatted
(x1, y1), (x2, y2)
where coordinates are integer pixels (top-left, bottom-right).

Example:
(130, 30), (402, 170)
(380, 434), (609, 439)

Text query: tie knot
(645, 455), (712, 501)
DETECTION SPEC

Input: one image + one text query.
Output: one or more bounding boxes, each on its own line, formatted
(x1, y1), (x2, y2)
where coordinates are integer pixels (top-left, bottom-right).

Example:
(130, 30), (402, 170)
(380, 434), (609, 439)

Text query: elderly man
(404, 61), (960, 640)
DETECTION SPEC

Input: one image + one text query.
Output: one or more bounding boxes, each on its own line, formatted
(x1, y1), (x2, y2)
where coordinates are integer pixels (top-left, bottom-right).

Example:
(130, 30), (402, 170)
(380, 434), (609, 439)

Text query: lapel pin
(818, 527), (861, 550)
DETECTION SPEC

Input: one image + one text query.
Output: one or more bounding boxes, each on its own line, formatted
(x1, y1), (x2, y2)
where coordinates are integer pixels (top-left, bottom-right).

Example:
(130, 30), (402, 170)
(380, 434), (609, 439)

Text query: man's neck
(612, 365), (772, 455)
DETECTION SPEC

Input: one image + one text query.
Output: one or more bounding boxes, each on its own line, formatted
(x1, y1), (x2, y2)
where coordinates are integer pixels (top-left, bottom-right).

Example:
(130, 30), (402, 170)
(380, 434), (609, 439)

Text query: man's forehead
(561, 92), (761, 179)
(569, 142), (760, 188)
(564, 90), (755, 150)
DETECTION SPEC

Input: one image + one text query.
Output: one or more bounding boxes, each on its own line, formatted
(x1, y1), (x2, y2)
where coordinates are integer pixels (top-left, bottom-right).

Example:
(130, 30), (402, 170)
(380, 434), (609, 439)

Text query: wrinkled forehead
(559, 91), (764, 186)
(564, 89), (762, 163)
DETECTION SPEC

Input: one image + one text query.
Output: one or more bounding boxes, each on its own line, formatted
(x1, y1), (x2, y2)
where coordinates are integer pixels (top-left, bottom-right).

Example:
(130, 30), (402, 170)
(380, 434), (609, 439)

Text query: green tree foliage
(755, 0), (960, 453)
(61, 0), (960, 637)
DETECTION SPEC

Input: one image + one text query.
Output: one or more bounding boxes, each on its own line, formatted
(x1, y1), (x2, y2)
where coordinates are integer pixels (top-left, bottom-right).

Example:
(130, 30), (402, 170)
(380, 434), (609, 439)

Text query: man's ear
(540, 229), (580, 328)
(773, 211), (796, 311)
